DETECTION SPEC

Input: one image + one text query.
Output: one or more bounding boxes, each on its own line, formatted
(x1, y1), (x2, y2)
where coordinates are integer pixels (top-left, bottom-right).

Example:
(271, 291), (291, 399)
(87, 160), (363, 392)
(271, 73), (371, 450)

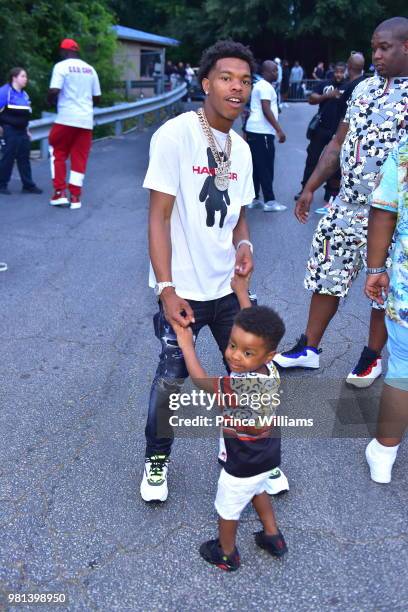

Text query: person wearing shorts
(305, 202), (392, 298)
(364, 139), (408, 483)
(274, 17), (408, 388)
(174, 275), (287, 571)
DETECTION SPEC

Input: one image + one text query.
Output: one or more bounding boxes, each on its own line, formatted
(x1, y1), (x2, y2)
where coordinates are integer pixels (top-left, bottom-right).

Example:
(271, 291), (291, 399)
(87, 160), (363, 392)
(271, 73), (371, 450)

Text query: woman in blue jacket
(0, 67), (42, 195)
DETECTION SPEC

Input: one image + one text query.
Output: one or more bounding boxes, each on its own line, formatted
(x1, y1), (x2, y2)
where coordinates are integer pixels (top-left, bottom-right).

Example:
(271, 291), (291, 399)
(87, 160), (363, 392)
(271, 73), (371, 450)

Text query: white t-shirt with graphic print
(143, 111), (255, 301)
(49, 58), (101, 130)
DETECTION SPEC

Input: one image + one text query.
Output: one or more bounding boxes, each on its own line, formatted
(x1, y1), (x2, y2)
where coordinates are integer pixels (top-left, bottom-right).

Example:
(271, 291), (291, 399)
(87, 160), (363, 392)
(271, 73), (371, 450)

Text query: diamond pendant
(214, 174), (229, 191)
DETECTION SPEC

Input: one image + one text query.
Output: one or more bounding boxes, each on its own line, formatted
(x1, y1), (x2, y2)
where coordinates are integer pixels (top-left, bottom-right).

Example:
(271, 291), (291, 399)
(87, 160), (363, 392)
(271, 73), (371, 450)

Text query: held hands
(231, 272), (250, 296)
(295, 189), (313, 223)
(235, 244), (253, 277)
(365, 272), (390, 306)
(173, 321), (194, 350)
(160, 287), (195, 329)
(231, 272), (252, 308)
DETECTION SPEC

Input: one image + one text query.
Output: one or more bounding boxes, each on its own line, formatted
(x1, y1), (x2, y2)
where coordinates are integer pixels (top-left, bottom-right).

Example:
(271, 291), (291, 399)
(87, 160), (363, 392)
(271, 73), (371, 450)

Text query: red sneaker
(70, 194), (82, 210)
(50, 189), (69, 206)
(50, 190), (69, 206)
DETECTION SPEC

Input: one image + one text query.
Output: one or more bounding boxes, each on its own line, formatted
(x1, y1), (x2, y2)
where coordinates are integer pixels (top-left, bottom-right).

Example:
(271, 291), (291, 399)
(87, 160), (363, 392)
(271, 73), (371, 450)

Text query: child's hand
(173, 322), (194, 349)
(231, 273), (250, 295)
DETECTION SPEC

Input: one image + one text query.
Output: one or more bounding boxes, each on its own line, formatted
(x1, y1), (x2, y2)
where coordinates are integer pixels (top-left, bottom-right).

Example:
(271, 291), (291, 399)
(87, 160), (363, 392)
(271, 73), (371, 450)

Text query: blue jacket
(0, 83), (32, 129)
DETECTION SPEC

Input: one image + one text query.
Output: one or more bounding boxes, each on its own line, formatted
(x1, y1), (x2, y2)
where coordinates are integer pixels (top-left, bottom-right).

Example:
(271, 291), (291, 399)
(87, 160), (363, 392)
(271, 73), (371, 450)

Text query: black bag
(306, 112), (321, 140)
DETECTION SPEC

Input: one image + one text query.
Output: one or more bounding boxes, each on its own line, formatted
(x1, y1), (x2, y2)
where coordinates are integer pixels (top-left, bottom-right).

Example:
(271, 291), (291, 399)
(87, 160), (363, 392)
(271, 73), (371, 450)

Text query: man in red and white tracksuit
(47, 38), (101, 209)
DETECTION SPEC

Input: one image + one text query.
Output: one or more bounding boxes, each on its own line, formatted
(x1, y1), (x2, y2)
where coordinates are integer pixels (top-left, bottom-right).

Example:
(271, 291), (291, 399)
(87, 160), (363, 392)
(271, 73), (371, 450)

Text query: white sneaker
(263, 200), (287, 212)
(273, 334), (321, 369)
(140, 455), (169, 502)
(365, 439), (397, 484)
(70, 195), (82, 210)
(247, 197), (263, 209)
(265, 468), (289, 495)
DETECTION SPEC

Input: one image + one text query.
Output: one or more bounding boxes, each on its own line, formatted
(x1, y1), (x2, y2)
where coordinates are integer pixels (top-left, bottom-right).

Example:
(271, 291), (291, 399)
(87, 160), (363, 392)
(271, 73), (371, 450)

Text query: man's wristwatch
(154, 281), (176, 296)
(236, 239), (254, 254)
(366, 266), (387, 275)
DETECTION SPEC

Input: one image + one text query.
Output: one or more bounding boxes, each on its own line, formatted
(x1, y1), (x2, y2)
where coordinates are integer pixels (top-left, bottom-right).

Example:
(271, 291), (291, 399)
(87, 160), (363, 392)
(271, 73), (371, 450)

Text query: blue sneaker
(273, 334), (321, 369)
(315, 205), (330, 215)
(315, 196), (334, 215)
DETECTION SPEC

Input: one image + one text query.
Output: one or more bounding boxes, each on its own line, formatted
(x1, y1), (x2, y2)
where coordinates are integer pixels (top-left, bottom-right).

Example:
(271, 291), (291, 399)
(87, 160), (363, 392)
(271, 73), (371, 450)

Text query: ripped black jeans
(145, 292), (240, 457)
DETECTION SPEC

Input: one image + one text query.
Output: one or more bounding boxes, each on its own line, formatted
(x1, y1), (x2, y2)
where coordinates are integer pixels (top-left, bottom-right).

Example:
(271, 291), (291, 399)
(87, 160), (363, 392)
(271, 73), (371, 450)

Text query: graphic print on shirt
(199, 148), (230, 228)
(340, 76), (408, 205)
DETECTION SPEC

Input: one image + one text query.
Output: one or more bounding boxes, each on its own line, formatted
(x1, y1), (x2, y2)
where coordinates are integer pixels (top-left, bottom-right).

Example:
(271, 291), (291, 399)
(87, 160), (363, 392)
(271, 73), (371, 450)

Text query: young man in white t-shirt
(246, 60), (286, 212)
(47, 39), (101, 209)
(140, 41), (257, 502)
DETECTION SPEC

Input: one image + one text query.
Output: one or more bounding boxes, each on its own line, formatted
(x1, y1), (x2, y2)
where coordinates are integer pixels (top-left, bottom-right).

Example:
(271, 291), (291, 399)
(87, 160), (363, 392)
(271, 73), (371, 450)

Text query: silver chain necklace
(197, 108), (232, 191)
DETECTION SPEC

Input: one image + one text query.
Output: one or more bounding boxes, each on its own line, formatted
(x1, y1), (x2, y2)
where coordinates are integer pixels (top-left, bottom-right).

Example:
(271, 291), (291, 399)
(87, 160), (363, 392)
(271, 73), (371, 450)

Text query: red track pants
(48, 123), (92, 197)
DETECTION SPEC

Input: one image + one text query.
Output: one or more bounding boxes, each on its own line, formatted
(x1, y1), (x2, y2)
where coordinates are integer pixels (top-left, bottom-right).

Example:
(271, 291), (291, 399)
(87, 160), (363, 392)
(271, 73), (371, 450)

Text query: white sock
(370, 438), (399, 458)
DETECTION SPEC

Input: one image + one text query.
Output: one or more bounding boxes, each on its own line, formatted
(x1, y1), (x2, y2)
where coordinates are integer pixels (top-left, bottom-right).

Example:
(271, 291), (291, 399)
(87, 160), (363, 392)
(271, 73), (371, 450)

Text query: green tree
(108, 0), (407, 68)
(0, 1), (30, 76)
(0, 0), (119, 117)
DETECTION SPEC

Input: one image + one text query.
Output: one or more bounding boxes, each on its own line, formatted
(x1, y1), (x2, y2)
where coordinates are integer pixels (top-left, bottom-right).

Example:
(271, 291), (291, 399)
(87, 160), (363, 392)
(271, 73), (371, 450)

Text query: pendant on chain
(214, 174), (229, 191)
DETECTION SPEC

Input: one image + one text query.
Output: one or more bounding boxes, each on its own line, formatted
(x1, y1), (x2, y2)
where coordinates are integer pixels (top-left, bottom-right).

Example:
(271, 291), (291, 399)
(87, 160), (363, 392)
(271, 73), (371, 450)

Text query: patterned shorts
(304, 199), (391, 305)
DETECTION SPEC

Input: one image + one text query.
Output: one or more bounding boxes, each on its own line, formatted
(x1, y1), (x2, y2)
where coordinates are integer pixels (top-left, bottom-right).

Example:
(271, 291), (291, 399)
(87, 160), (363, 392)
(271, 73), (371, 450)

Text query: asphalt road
(0, 103), (407, 612)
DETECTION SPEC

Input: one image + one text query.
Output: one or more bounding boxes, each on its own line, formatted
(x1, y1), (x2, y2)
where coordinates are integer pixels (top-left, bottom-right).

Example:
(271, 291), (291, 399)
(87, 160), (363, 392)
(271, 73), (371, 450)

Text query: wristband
(366, 266), (386, 275)
(236, 240), (253, 254)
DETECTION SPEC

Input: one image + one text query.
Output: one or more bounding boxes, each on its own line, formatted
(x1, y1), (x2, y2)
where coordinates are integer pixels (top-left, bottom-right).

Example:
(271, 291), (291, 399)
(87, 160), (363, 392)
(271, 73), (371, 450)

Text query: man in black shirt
(296, 61), (347, 207)
(312, 61), (325, 80)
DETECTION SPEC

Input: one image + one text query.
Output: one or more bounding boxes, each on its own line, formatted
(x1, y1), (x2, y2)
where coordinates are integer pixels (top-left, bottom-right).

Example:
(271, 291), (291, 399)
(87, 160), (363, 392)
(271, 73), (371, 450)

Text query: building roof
(112, 25), (179, 47)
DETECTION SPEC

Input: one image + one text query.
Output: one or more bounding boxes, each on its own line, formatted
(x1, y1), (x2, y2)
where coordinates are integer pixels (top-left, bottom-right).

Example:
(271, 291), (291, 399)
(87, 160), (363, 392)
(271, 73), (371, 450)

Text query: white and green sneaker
(140, 454), (169, 502)
(265, 468), (289, 495)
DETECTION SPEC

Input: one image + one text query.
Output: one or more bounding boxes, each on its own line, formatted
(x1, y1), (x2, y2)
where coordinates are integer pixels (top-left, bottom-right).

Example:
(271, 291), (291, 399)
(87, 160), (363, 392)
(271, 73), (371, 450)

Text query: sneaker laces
(147, 455), (168, 482)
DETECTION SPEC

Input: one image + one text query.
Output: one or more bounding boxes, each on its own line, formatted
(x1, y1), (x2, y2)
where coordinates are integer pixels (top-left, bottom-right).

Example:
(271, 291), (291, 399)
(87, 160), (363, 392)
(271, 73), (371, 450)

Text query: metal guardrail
(29, 82), (187, 157)
(285, 79), (316, 102)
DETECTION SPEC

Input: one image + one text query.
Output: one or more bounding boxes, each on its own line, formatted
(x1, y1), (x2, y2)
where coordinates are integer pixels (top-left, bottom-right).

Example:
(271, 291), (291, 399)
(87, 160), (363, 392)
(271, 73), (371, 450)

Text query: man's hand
(160, 288), (195, 328)
(277, 128), (286, 143)
(173, 321), (194, 350)
(235, 244), (253, 277)
(365, 272), (390, 305)
(295, 189), (313, 223)
(325, 89), (341, 100)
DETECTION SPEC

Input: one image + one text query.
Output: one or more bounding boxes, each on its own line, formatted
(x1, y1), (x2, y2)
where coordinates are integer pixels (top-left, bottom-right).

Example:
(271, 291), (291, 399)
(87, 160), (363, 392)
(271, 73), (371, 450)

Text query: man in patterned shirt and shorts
(274, 17), (408, 388)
